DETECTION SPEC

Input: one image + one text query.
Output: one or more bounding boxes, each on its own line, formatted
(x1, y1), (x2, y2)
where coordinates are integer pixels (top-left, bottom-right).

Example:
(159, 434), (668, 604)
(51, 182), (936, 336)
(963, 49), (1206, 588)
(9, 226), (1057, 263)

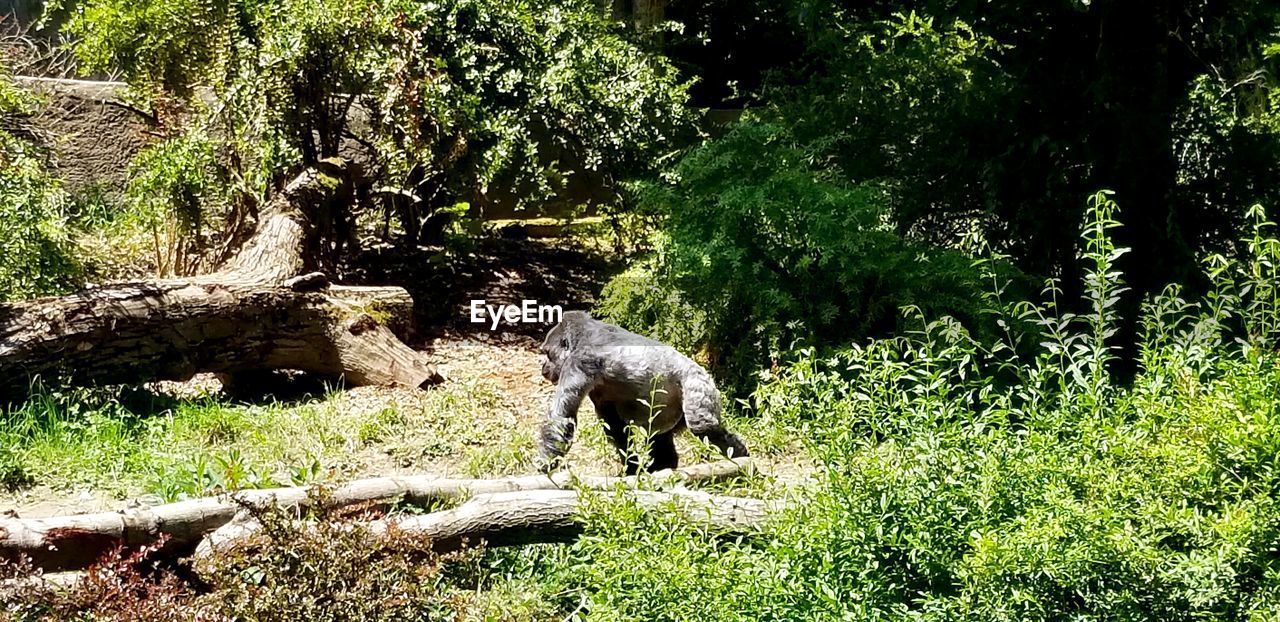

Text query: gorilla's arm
(535, 364), (595, 472)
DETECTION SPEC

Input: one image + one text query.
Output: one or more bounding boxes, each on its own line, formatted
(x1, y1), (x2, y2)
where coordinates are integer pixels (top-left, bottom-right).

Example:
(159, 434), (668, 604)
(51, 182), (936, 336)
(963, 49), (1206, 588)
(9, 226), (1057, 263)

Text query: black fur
(536, 311), (748, 474)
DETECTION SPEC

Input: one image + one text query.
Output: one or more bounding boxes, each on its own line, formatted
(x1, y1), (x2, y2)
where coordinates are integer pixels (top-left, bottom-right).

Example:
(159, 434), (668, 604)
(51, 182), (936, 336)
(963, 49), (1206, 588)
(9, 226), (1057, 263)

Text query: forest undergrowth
(6, 195), (1280, 621)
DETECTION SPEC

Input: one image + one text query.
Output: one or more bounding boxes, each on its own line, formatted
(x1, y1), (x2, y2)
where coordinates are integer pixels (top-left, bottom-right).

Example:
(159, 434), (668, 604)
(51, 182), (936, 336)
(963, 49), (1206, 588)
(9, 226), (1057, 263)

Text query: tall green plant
(572, 196), (1280, 621)
(0, 68), (82, 300)
(599, 122), (996, 392)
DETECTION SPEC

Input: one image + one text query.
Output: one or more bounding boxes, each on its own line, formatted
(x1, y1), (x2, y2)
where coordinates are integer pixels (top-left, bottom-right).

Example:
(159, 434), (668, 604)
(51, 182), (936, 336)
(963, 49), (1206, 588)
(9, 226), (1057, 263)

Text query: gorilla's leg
(691, 425), (749, 460)
(595, 401), (641, 475)
(683, 373), (750, 460)
(647, 432), (679, 472)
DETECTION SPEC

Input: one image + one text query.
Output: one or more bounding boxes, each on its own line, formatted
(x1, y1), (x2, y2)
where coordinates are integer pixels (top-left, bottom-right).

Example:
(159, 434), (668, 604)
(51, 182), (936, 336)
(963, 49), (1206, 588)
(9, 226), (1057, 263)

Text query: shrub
(0, 494), (476, 621)
(195, 492), (471, 621)
(121, 130), (228, 276)
(599, 122), (998, 392)
(595, 250), (709, 358)
(0, 69), (82, 300)
(569, 197), (1280, 620)
(64, 0), (694, 250)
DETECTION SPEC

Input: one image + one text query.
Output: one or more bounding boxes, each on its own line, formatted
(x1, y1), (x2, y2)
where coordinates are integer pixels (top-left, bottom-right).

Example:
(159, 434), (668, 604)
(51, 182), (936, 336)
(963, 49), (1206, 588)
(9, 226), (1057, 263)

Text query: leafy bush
(570, 197), (1280, 620)
(599, 122), (998, 391)
(64, 0), (694, 250)
(0, 69), (82, 300)
(596, 251), (709, 358)
(774, 11), (1009, 247)
(121, 130), (228, 276)
(196, 492), (471, 621)
(0, 538), (201, 622)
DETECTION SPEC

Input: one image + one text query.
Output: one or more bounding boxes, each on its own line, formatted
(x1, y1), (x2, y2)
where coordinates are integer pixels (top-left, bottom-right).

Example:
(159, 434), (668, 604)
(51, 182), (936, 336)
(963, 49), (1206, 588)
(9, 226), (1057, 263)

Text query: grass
(0, 372), (790, 509)
(11, 196), (1280, 620)
(0, 379), (533, 504)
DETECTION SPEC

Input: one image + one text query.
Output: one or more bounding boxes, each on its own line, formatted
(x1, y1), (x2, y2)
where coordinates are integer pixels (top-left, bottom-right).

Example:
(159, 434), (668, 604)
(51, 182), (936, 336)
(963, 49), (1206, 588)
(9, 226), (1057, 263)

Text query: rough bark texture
(0, 159), (439, 396)
(0, 460), (753, 571)
(389, 488), (773, 551)
(193, 488), (777, 575)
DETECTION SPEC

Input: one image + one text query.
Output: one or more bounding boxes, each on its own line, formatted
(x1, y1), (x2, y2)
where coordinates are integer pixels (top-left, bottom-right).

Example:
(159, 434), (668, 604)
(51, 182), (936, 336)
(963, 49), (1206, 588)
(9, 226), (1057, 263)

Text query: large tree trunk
(0, 460), (753, 571)
(0, 159), (440, 396)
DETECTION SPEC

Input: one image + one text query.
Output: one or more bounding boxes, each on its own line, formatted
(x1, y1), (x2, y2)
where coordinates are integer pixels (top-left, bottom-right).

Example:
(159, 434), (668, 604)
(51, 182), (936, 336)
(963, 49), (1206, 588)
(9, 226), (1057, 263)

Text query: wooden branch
(391, 488), (775, 552)
(0, 281), (435, 390)
(0, 460), (753, 571)
(193, 488), (779, 573)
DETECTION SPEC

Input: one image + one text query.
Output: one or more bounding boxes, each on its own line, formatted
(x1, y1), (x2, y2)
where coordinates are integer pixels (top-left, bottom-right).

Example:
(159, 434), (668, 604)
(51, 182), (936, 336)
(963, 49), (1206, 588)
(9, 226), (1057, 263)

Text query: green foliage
(0, 69), (83, 300)
(560, 198), (1280, 620)
(1171, 74), (1280, 249)
(600, 122), (996, 391)
(662, 1), (1280, 307)
(595, 251), (708, 357)
(776, 11), (1009, 246)
(0, 379), (522, 502)
(371, 0), (694, 210)
(122, 130), (227, 275)
(63, 0), (693, 249)
(566, 494), (771, 622)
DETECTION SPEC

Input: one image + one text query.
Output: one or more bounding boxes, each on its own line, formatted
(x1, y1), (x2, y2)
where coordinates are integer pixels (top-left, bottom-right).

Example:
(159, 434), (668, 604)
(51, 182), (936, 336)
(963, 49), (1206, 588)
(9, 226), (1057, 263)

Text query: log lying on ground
(392, 488), (777, 551)
(193, 488), (779, 573)
(0, 159), (439, 397)
(0, 460), (753, 571)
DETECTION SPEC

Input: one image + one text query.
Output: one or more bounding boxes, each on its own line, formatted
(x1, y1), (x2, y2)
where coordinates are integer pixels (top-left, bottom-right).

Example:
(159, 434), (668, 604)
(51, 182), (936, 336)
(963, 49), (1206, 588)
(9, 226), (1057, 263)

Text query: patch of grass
(356, 407), (406, 445)
(455, 545), (580, 621)
(0, 447), (33, 492)
(463, 433), (535, 478)
(380, 380), (509, 470)
(0, 380), (525, 503)
(1, 390), (149, 496)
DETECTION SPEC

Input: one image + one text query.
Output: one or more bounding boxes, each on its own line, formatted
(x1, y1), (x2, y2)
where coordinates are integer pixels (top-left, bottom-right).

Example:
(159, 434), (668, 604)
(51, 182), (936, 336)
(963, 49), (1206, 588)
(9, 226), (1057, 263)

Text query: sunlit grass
(0, 380), (521, 503)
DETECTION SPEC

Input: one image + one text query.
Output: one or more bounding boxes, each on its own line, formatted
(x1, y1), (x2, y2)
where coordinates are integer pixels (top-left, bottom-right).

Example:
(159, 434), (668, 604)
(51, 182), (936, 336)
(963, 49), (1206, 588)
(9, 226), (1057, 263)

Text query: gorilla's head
(540, 311), (592, 383)
(540, 324), (567, 383)
(540, 354), (560, 383)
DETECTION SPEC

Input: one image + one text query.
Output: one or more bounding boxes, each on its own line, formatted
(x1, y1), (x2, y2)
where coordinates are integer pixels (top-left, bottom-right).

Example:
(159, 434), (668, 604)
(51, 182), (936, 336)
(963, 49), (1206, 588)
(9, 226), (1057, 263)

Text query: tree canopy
(57, 0), (693, 247)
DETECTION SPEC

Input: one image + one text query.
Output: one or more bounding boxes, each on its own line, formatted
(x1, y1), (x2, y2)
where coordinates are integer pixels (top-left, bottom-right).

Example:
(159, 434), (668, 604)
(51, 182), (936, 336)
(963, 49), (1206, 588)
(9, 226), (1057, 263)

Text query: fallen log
(0, 159), (439, 398)
(0, 460), (753, 571)
(390, 488), (776, 551)
(193, 488), (779, 574)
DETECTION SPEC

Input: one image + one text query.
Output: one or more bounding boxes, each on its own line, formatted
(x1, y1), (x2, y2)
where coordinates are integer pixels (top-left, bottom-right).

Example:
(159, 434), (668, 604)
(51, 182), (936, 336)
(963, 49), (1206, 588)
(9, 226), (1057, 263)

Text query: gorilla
(535, 311), (749, 474)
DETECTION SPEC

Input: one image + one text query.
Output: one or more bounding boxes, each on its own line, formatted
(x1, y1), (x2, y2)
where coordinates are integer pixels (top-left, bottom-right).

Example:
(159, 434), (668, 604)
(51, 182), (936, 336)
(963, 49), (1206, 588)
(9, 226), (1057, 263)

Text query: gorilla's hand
(534, 451), (564, 474)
